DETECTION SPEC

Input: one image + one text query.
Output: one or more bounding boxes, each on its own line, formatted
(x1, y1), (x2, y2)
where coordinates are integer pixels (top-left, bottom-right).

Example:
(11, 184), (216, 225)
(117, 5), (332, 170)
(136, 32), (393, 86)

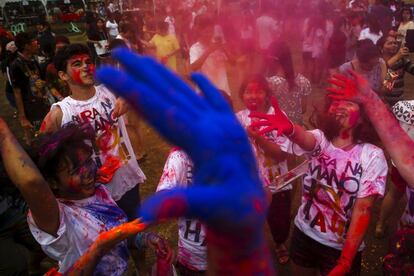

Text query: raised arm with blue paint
(96, 48), (274, 275)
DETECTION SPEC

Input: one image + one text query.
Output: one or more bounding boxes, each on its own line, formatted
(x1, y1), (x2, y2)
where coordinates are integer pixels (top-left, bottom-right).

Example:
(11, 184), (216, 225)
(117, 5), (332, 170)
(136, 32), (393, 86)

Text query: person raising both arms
(250, 94), (387, 275)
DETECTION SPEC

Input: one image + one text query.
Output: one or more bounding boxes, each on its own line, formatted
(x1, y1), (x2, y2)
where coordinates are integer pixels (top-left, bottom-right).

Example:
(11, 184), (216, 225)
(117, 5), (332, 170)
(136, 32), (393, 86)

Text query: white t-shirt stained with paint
(279, 130), (387, 250)
(52, 85), (146, 201)
(189, 41), (230, 95)
(28, 186), (129, 275)
(236, 107), (290, 191)
(157, 149), (207, 271)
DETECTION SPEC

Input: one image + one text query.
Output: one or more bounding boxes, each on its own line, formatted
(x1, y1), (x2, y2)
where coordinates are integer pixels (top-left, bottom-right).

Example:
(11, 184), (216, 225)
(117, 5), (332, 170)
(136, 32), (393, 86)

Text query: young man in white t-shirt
(157, 148), (207, 275)
(40, 44), (146, 220)
(189, 16), (231, 96)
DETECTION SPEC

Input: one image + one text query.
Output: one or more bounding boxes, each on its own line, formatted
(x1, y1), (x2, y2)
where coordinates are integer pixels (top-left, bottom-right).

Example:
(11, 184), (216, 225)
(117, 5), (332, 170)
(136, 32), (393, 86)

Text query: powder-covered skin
(328, 71), (414, 188)
(96, 49), (275, 275)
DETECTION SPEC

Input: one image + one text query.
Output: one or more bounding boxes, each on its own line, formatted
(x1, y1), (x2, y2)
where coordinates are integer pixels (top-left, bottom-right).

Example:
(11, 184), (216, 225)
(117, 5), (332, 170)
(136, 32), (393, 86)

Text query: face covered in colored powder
(55, 148), (97, 200)
(65, 54), (96, 86)
(328, 100), (361, 130)
(242, 82), (268, 112)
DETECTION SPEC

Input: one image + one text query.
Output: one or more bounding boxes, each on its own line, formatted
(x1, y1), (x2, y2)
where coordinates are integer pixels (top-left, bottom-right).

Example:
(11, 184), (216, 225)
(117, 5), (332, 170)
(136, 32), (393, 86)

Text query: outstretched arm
(250, 97), (316, 152)
(327, 71), (414, 188)
(44, 219), (147, 276)
(0, 118), (59, 235)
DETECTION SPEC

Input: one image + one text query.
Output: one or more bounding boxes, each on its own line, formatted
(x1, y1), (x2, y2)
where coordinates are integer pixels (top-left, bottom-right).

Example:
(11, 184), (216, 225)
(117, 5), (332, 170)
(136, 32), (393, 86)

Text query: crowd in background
(1, 0), (414, 275)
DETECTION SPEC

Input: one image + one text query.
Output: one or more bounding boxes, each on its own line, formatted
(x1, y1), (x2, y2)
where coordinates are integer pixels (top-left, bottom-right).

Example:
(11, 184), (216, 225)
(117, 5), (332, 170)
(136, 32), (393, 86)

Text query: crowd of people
(1, 0), (414, 275)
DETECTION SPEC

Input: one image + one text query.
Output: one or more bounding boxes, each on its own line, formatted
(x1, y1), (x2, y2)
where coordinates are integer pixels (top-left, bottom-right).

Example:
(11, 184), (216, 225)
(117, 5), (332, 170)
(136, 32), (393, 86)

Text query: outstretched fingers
(249, 112), (271, 121)
(258, 126), (278, 135)
(250, 120), (271, 129)
(327, 78), (346, 88)
(111, 49), (204, 114)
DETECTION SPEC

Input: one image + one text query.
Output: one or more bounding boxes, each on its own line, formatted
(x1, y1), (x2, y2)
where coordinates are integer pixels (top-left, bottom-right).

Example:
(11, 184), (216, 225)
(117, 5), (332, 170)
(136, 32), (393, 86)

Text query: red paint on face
(243, 82), (268, 112)
(329, 100), (360, 130)
(348, 109), (360, 127)
(72, 68), (83, 85)
(68, 54), (94, 85)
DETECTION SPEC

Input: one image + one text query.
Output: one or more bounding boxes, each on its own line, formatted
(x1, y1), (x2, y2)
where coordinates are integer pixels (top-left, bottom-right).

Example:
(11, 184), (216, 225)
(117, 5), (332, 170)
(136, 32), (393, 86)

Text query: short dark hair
(239, 74), (271, 104)
(356, 39), (380, 64)
(54, 43), (91, 72)
(157, 21), (169, 32)
(14, 32), (35, 52)
(33, 123), (95, 182)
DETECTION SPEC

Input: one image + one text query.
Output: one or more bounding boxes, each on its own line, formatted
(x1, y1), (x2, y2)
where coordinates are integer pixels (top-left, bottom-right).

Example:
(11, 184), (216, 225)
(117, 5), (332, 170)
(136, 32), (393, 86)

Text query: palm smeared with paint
(326, 70), (374, 103)
(249, 97), (294, 136)
(96, 49), (273, 275)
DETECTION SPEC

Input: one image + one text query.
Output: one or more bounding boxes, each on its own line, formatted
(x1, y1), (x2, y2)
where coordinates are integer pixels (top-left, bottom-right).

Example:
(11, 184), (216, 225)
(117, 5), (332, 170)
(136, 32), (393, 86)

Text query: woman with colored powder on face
(250, 91), (388, 275)
(236, 75), (292, 266)
(0, 120), (171, 275)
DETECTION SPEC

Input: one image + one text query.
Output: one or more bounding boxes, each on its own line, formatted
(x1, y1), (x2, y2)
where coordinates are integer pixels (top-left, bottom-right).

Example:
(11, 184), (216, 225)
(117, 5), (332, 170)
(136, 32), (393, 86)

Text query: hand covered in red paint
(249, 97), (294, 137)
(93, 219), (146, 256)
(326, 70), (374, 104)
(95, 155), (122, 184)
(64, 219), (146, 275)
(113, 98), (128, 118)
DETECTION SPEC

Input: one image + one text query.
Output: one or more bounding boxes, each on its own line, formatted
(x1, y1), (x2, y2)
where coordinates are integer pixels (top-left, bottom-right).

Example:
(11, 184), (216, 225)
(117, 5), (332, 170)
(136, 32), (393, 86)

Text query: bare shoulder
(40, 106), (63, 133)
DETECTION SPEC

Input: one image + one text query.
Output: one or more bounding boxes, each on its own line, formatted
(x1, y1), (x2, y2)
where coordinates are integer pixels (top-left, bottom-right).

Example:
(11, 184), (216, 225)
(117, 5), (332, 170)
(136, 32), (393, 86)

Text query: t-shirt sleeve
(157, 151), (187, 191)
(27, 203), (69, 259)
(357, 146), (388, 198)
(277, 129), (328, 158)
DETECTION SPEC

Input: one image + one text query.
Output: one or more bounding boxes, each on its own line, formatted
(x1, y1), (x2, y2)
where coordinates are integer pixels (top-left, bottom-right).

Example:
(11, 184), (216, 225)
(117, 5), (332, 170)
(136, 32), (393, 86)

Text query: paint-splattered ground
(1, 21), (412, 276)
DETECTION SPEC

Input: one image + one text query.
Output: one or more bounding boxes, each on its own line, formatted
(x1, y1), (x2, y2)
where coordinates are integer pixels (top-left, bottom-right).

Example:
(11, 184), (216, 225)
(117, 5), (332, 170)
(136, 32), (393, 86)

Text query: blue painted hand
(96, 49), (274, 275)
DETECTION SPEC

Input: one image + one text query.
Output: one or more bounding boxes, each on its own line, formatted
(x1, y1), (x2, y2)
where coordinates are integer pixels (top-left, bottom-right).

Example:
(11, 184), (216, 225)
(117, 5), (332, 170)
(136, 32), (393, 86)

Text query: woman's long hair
(268, 41), (296, 89)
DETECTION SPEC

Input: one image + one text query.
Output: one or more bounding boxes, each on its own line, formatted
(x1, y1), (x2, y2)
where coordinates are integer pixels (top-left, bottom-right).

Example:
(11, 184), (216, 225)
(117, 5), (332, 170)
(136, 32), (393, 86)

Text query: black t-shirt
(10, 55), (50, 123)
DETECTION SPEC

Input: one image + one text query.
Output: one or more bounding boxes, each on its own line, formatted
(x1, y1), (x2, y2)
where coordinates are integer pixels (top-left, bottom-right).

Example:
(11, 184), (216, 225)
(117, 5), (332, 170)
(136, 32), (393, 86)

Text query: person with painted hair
(0, 119), (170, 275)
